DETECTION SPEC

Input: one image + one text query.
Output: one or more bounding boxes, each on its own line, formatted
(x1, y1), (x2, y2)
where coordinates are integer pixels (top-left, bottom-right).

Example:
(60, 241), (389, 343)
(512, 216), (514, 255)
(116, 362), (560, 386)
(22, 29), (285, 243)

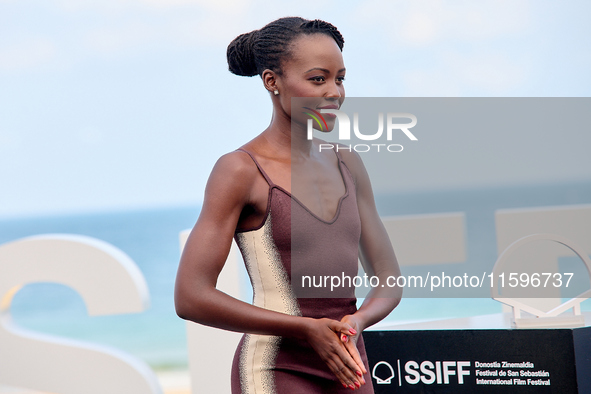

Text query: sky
(1, 0), (590, 218)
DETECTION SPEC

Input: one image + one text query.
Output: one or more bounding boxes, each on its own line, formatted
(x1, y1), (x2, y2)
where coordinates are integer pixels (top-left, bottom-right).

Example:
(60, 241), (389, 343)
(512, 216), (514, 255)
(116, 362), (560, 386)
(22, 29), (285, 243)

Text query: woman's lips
(317, 105), (339, 118)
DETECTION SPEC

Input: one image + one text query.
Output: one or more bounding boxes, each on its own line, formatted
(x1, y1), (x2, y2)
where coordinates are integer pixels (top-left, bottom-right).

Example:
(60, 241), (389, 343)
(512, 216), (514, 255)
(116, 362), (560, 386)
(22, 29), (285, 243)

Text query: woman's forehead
(286, 34), (345, 72)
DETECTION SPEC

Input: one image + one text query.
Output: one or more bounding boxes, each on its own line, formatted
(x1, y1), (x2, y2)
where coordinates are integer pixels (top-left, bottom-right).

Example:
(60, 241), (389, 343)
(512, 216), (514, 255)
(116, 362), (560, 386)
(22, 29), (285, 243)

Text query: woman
(174, 17), (401, 393)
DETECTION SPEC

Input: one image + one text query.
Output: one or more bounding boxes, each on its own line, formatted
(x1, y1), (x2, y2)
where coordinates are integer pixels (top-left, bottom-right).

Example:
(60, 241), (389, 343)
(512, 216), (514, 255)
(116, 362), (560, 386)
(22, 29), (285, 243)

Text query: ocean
(1, 180), (590, 370)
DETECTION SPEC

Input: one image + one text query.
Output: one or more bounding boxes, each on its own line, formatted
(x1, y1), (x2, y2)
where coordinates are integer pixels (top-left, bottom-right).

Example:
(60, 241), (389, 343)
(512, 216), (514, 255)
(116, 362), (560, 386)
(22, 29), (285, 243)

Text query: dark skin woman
(175, 17), (401, 393)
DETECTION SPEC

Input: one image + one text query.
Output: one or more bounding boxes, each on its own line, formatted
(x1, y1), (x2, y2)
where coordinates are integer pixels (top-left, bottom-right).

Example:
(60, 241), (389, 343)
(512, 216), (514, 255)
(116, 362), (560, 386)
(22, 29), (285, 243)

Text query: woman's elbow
(174, 284), (202, 322)
(174, 283), (214, 324)
(174, 293), (192, 321)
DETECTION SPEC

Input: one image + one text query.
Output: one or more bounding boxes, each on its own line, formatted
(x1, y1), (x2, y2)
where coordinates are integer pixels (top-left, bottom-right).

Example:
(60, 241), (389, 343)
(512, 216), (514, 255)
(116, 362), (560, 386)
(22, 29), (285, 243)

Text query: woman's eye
(310, 76), (325, 82)
(337, 76), (346, 83)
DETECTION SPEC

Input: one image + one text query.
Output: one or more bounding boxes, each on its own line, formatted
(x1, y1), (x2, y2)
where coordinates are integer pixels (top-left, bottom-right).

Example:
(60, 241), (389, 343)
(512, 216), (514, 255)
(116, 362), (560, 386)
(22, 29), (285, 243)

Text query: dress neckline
(236, 148), (350, 225)
(271, 159), (349, 225)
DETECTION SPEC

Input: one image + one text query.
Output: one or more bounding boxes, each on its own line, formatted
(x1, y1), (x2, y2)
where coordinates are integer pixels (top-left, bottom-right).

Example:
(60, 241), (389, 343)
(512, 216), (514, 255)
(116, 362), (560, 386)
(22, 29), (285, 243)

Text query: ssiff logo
(372, 360), (471, 386)
(305, 108), (418, 153)
(372, 361), (396, 384)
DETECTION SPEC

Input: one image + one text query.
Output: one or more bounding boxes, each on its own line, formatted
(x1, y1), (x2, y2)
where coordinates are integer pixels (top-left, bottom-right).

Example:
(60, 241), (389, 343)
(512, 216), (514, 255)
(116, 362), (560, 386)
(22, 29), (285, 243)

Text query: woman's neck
(263, 106), (314, 160)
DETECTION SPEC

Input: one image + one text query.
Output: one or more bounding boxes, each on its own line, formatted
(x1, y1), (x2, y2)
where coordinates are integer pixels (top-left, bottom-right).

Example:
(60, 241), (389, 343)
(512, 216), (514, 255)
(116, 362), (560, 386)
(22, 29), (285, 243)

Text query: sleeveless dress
(231, 148), (374, 394)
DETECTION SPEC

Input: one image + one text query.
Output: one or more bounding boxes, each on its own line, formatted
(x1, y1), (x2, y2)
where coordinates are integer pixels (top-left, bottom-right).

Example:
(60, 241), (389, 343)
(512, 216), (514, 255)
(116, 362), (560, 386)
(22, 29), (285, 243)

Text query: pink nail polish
(341, 334), (348, 342)
(349, 384), (355, 390)
(342, 383), (348, 388)
(356, 370), (362, 377)
(354, 381), (360, 388)
(349, 328), (357, 335)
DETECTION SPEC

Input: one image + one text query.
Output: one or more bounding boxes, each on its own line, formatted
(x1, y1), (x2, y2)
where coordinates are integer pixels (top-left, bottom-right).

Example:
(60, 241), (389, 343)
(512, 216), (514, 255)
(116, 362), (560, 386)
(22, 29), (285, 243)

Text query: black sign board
(364, 326), (591, 393)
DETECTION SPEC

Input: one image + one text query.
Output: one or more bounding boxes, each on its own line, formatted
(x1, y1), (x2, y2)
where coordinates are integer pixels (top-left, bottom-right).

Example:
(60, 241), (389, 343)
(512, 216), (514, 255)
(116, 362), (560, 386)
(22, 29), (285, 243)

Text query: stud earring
(273, 90), (279, 96)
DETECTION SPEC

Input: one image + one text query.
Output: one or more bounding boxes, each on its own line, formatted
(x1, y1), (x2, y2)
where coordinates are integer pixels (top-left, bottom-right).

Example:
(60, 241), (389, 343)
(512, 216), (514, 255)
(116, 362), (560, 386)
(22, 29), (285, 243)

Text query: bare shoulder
(333, 146), (379, 215)
(212, 150), (257, 179)
(204, 149), (259, 202)
(310, 138), (367, 181)
(333, 145), (368, 183)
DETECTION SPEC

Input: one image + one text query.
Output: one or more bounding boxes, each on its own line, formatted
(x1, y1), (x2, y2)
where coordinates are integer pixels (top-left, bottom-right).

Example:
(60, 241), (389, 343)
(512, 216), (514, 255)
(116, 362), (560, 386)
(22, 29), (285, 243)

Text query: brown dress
(231, 148), (373, 394)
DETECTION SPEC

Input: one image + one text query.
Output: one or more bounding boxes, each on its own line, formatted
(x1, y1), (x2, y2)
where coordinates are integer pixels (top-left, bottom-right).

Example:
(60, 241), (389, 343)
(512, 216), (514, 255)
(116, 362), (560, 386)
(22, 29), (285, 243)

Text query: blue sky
(1, 0), (590, 218)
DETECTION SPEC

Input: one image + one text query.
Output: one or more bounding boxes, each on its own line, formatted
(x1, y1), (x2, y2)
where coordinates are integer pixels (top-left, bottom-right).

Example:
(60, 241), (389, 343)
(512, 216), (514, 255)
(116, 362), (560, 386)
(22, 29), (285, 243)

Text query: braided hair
(227, 17), (344, 77)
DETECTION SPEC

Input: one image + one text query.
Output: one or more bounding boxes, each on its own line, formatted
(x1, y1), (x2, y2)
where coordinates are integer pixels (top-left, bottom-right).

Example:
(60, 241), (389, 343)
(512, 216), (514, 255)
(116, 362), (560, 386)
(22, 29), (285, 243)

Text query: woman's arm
(339, 150), (403, 332)
(174, 151), (366, 389)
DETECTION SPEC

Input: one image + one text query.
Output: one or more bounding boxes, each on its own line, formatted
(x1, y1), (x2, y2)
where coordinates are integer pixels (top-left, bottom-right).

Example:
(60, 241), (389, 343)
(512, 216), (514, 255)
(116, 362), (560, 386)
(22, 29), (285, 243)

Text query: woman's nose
(325, 81), (343, 98)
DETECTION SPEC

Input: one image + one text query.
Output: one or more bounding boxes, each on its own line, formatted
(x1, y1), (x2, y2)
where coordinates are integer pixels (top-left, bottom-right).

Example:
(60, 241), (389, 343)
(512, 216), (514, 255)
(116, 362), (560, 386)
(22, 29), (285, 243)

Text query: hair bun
(227, 30), (259, 77)
(226, 17), (344, 78)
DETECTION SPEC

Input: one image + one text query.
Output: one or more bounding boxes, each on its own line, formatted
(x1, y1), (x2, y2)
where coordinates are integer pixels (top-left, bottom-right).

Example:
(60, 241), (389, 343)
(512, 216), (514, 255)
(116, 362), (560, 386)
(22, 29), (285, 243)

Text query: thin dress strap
(235, 148), (275, 186)
(333, 147), (345, 164)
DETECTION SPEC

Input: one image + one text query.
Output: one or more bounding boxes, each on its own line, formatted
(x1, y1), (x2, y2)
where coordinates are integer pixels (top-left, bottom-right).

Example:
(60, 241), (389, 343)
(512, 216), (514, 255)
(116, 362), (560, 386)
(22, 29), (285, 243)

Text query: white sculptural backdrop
(0, 234), (163, 394)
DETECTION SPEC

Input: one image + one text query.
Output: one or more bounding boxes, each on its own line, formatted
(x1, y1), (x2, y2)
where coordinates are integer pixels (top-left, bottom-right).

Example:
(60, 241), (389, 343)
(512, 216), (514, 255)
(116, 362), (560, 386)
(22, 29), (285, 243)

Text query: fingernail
(354, 381), (360, 388)
(356, 370), (362, 377)
(342, 383), (348, 388)
(349, 384), (355, 390)
(341, 334), (348, 342)
(361, 377), (366, 384)
(349, 328), (357, 335)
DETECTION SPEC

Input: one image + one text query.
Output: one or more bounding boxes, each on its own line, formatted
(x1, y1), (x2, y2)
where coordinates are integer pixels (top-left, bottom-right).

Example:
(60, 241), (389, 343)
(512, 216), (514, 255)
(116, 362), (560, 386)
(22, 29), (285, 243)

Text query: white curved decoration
(0, 234), (163, 394)
(495, 204), (591, 313)
(491, 233), (591, 328)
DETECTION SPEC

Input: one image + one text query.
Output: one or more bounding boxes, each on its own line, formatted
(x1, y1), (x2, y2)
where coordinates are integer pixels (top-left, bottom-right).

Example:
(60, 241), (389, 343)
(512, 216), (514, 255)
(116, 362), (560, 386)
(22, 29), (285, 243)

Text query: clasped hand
(304, 316), (367, 390)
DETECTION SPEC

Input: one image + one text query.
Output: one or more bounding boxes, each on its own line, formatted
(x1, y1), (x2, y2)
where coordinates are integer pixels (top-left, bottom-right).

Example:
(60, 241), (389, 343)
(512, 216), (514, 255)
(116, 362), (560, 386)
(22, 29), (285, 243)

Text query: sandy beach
(0, 369), (191, 394)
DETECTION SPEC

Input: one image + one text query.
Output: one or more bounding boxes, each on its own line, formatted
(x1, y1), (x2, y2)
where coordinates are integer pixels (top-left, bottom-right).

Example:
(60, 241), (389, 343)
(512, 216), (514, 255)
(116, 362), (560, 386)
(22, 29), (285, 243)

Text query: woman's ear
(262, 69), (279, 95)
